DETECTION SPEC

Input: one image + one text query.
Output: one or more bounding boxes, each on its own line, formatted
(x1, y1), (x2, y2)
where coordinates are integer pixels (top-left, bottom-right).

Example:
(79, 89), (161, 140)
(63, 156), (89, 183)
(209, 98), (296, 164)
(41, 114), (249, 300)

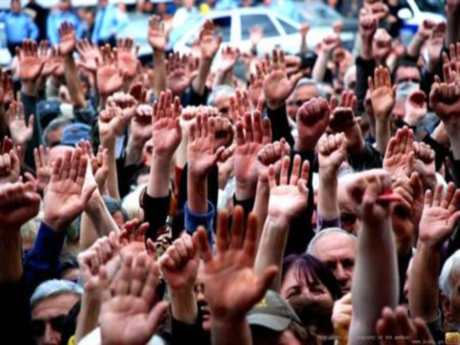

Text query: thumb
(28, 114), (34, 130)
(255, 265), (278, 301)
(147, 301), (169, 335)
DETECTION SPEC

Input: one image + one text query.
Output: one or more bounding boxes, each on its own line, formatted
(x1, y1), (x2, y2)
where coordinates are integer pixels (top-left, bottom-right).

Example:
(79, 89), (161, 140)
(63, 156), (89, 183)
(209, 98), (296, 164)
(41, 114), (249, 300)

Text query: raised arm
(148, 15), (167, 96)
(348, 170), (400, 344)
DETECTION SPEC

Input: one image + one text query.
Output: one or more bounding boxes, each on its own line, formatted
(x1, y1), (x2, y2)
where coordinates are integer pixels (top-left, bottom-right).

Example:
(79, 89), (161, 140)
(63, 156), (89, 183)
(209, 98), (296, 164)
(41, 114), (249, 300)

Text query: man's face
(11, 0), (20, 13)
(214, 94), (232, 119)
(98, 0), (108, 7)
(286, 84), (319, 121)
(395, 66), (421, 85)
(46, 127), (65, 148)
(443, 266), (460, 327)
(31, 293), (80, 345)
(58, 0), (71, 11)
(312, 234), (356, 294)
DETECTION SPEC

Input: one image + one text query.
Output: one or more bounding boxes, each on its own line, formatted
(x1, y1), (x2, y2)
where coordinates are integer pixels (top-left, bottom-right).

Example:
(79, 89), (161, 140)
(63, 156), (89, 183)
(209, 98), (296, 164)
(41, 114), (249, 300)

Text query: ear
(442, 293), (452, 324)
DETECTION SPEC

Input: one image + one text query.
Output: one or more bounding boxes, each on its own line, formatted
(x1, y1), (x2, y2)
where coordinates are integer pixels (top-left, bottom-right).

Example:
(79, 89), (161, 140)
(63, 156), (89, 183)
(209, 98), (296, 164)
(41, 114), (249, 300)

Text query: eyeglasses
(31, 315), (67, 337)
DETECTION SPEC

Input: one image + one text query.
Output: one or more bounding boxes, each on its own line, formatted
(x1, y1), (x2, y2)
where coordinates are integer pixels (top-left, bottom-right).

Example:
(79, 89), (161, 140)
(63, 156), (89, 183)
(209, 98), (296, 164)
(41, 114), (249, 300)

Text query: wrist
(265, 214), (290, 229)
(235, 180), (257, 200)
(43, 217), (66, 232)
(266, 99), (284, 110)
(319, 166), (339, 182)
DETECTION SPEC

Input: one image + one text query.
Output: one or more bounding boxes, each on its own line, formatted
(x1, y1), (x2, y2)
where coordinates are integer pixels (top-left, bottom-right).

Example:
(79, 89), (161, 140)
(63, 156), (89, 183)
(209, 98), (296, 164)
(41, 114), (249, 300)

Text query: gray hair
(31, 279), (83, 307)
(42, 117), (72, 147)
(294, 78), (331, 99)
(439, 250), (460, 298)
(306, 227), (357, 256)
(207, 85), (236, 106)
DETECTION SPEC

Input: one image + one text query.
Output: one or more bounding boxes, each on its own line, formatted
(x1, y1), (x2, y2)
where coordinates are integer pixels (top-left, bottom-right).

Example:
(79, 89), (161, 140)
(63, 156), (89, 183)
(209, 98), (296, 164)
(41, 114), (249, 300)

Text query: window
(212, 16), (232, 43)
(241, 14), (278, 40)
(277, 18), (297, 35)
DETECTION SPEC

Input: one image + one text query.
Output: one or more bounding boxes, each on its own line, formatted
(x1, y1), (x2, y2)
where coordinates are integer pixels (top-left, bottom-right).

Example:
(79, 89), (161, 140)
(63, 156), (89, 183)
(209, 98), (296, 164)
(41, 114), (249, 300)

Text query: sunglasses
(31, 315), (67, 337)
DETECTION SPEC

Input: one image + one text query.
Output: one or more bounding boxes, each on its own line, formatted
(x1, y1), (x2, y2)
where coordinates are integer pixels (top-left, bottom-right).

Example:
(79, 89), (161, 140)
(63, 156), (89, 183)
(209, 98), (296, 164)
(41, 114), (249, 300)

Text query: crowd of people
(1, 0), (460, 344)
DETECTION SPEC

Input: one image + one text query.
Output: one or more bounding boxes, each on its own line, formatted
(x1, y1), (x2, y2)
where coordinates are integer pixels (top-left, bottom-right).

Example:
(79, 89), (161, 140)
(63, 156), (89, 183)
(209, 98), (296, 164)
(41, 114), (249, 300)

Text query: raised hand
(320, 34), (341, 55)
(58, 21), (76, 55)
(17, 40), (44, 81)
(193, 207), (278, 322)
(426, 22), (446, 65)
(372, 28), (392, 62)
(418, 19), (436, 41)
(418, 183), (460, 248)
(159, 233), (198, 291)
(78, 233), (120, 295)
(376, 306), (435, 344)
(383, 127), (415, 179)
(332, 293), (352, 343)
(318, 133), (347, 179)
(404, 90), (427, 126)
(40, 45), (65, 78)
(359, 8), (377, 59)
(219, 46), (240, 73)
(76, 39), (102, 73)
(107, 92), (138, 119)
(263, 49), (302, 108)
(99, 253), (169, 345)
(119, 218), (149, 245)
(229, 89), (251, 122)
(98, 105), (131, 147)
(151, 90), (182, 159)
(166, 53), (195, 95)
(96, 45), (124, 96)
(296, 97), (330, 151)
(0, 181), (40, 231)
(368, 66), (395, 118)
(5, 101), (34, 146)
(129, 104), (153, 145)
(234, 111), (272, 199)
(0, 69), (14, 105)
(267, 154), (309, 222)
(43, 148), (97, 231)
(413, 141), (436, 189)
(116, 38), (139, 79)
(0, 145), (20, 185)
(148, 15), (166, 51)
(248, 64), (265, 108)
(187, 114), (229, 178)
(198, 20), (222, 60)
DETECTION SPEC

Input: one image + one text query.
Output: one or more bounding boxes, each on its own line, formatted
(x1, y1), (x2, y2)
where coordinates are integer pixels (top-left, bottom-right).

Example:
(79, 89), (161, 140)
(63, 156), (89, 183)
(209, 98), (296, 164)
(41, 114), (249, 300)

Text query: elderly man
(307, 228), (357, 295)
(31, 279), (83, 345)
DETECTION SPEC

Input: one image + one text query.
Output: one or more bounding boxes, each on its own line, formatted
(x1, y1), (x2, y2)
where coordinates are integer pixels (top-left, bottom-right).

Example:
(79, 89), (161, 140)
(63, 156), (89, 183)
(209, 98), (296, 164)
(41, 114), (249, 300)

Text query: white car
(173, 7), (352, 56)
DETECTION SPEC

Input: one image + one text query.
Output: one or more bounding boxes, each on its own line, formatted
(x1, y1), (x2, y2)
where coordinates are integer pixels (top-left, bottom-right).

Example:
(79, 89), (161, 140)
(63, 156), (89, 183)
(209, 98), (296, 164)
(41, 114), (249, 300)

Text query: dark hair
(282, 254), (341, 300)
(393, 57), (420, 80)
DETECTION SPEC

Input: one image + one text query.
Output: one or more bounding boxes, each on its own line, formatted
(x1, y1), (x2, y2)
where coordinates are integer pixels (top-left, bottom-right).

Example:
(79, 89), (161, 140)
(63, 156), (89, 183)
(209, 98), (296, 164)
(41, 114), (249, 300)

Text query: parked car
(172, 7), (354, 56)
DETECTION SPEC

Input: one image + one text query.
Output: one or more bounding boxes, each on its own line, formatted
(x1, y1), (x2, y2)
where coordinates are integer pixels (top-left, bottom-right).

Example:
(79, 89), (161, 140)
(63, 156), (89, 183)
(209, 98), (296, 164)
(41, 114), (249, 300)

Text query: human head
(207, 85), (235, 119)
(280, 254), (341, 336)
(42, 118), (72, 148)
(10, 0), (21, 13)
(183, 0), (195, 9)
(286, 79), (320, 121)
(98, 0), (108, 7)
(307, 228), (357, 295)
(31, 280), (83, 345)
(394, 58), (421, 85)
(250, 290), (310, 345)
(58, 0), (72, 12)
(195, 262), (211, 331)
(440, 250), (460, 328)
(372, 28), (392, 62)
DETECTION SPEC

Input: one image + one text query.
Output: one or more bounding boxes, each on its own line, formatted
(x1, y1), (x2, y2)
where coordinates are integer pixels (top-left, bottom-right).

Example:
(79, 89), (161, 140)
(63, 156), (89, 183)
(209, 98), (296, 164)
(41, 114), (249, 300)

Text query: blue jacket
(46, 10), (84, 45)
(0, 11), (38, 44)
(91, 4), (128, 43)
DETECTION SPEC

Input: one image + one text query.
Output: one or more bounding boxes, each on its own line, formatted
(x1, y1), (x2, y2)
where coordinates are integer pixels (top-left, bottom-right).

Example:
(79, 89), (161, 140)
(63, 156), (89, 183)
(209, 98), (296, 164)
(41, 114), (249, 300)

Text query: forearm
(312, 51), (329, 82)
(254, 216), (288, 291)
(0, 231), (22, 283)
(75, 293), (101, 343)
(300, 34), (307, 55)
(170, 288), (198, 324)
(318, 173), (339, 221)
(105, 144), (120, 200)
(192, 58), (212, 96)
(375, 119), (391, 154)
(147, 154), (172, 197)
(85, 193), (119, 237)
(20, 80), (38, 98)
(408, 243), (440, 322)
(211, 319), (252, 345)
(125, 138), (145, 166)
(446, 125), (460, 160)
(407, 34), (426, 59)
(345, 128), (365, 155)
(360, 36), (373, 60)
(349, 218), (398, 344)
(252, 179), (269, 245)
(79, 213), (99, 251)
(187, 173), (208, 214)
(64, 54), (86, 108)
(153, 50), (166, 97)
(447, 11), (460, 45)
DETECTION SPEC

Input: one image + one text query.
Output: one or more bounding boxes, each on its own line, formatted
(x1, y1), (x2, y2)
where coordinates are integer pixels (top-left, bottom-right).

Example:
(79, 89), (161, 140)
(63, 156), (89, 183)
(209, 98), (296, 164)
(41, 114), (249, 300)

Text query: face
(372, 29), (392, 61)
(286, 84), (319, 121)
(183, 0), (194, 8)
(391, 202), (415, 255)
(195, 264), (211, 331)
(395, 66), (421, 85)
(58, 0), (71, 11)
(312, 234), (356, 295)
(46, 127), (65, 148)
(280, 266), (334, 332)
(214, 94), (232, 119)
(32, 293), (80, 345)
(443, 266), (460, 328)
(10, 0), (20, 12)
(61, 268), (80, 283)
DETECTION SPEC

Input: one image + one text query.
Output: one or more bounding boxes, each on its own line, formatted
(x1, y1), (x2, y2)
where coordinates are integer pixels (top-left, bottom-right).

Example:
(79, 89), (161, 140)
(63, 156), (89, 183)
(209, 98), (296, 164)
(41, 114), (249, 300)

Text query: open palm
(97, 65), (123, 96)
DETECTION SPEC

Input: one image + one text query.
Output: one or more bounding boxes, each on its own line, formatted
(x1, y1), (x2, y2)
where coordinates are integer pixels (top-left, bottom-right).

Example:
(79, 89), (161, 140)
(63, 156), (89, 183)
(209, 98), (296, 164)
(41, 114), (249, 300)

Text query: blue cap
(60, 123), (92, 147)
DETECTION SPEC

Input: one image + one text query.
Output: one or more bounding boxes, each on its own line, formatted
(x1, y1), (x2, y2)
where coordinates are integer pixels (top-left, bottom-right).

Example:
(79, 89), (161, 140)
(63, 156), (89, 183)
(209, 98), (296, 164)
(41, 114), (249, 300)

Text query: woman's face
(280, 266), (334, 333)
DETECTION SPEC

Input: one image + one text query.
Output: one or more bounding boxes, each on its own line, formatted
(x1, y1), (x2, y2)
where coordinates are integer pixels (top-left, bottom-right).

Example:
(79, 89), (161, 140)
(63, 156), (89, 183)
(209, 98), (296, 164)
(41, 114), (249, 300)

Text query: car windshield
(414, 0), (444, 13)
(241, 14), (279, 40)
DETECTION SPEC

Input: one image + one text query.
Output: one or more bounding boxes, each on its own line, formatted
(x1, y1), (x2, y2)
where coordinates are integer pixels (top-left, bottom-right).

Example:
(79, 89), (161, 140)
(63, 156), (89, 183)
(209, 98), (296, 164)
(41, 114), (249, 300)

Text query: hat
(60, 123), (92, 147)
(31, 279), (83, 307)
(247, 290), (302, 332)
